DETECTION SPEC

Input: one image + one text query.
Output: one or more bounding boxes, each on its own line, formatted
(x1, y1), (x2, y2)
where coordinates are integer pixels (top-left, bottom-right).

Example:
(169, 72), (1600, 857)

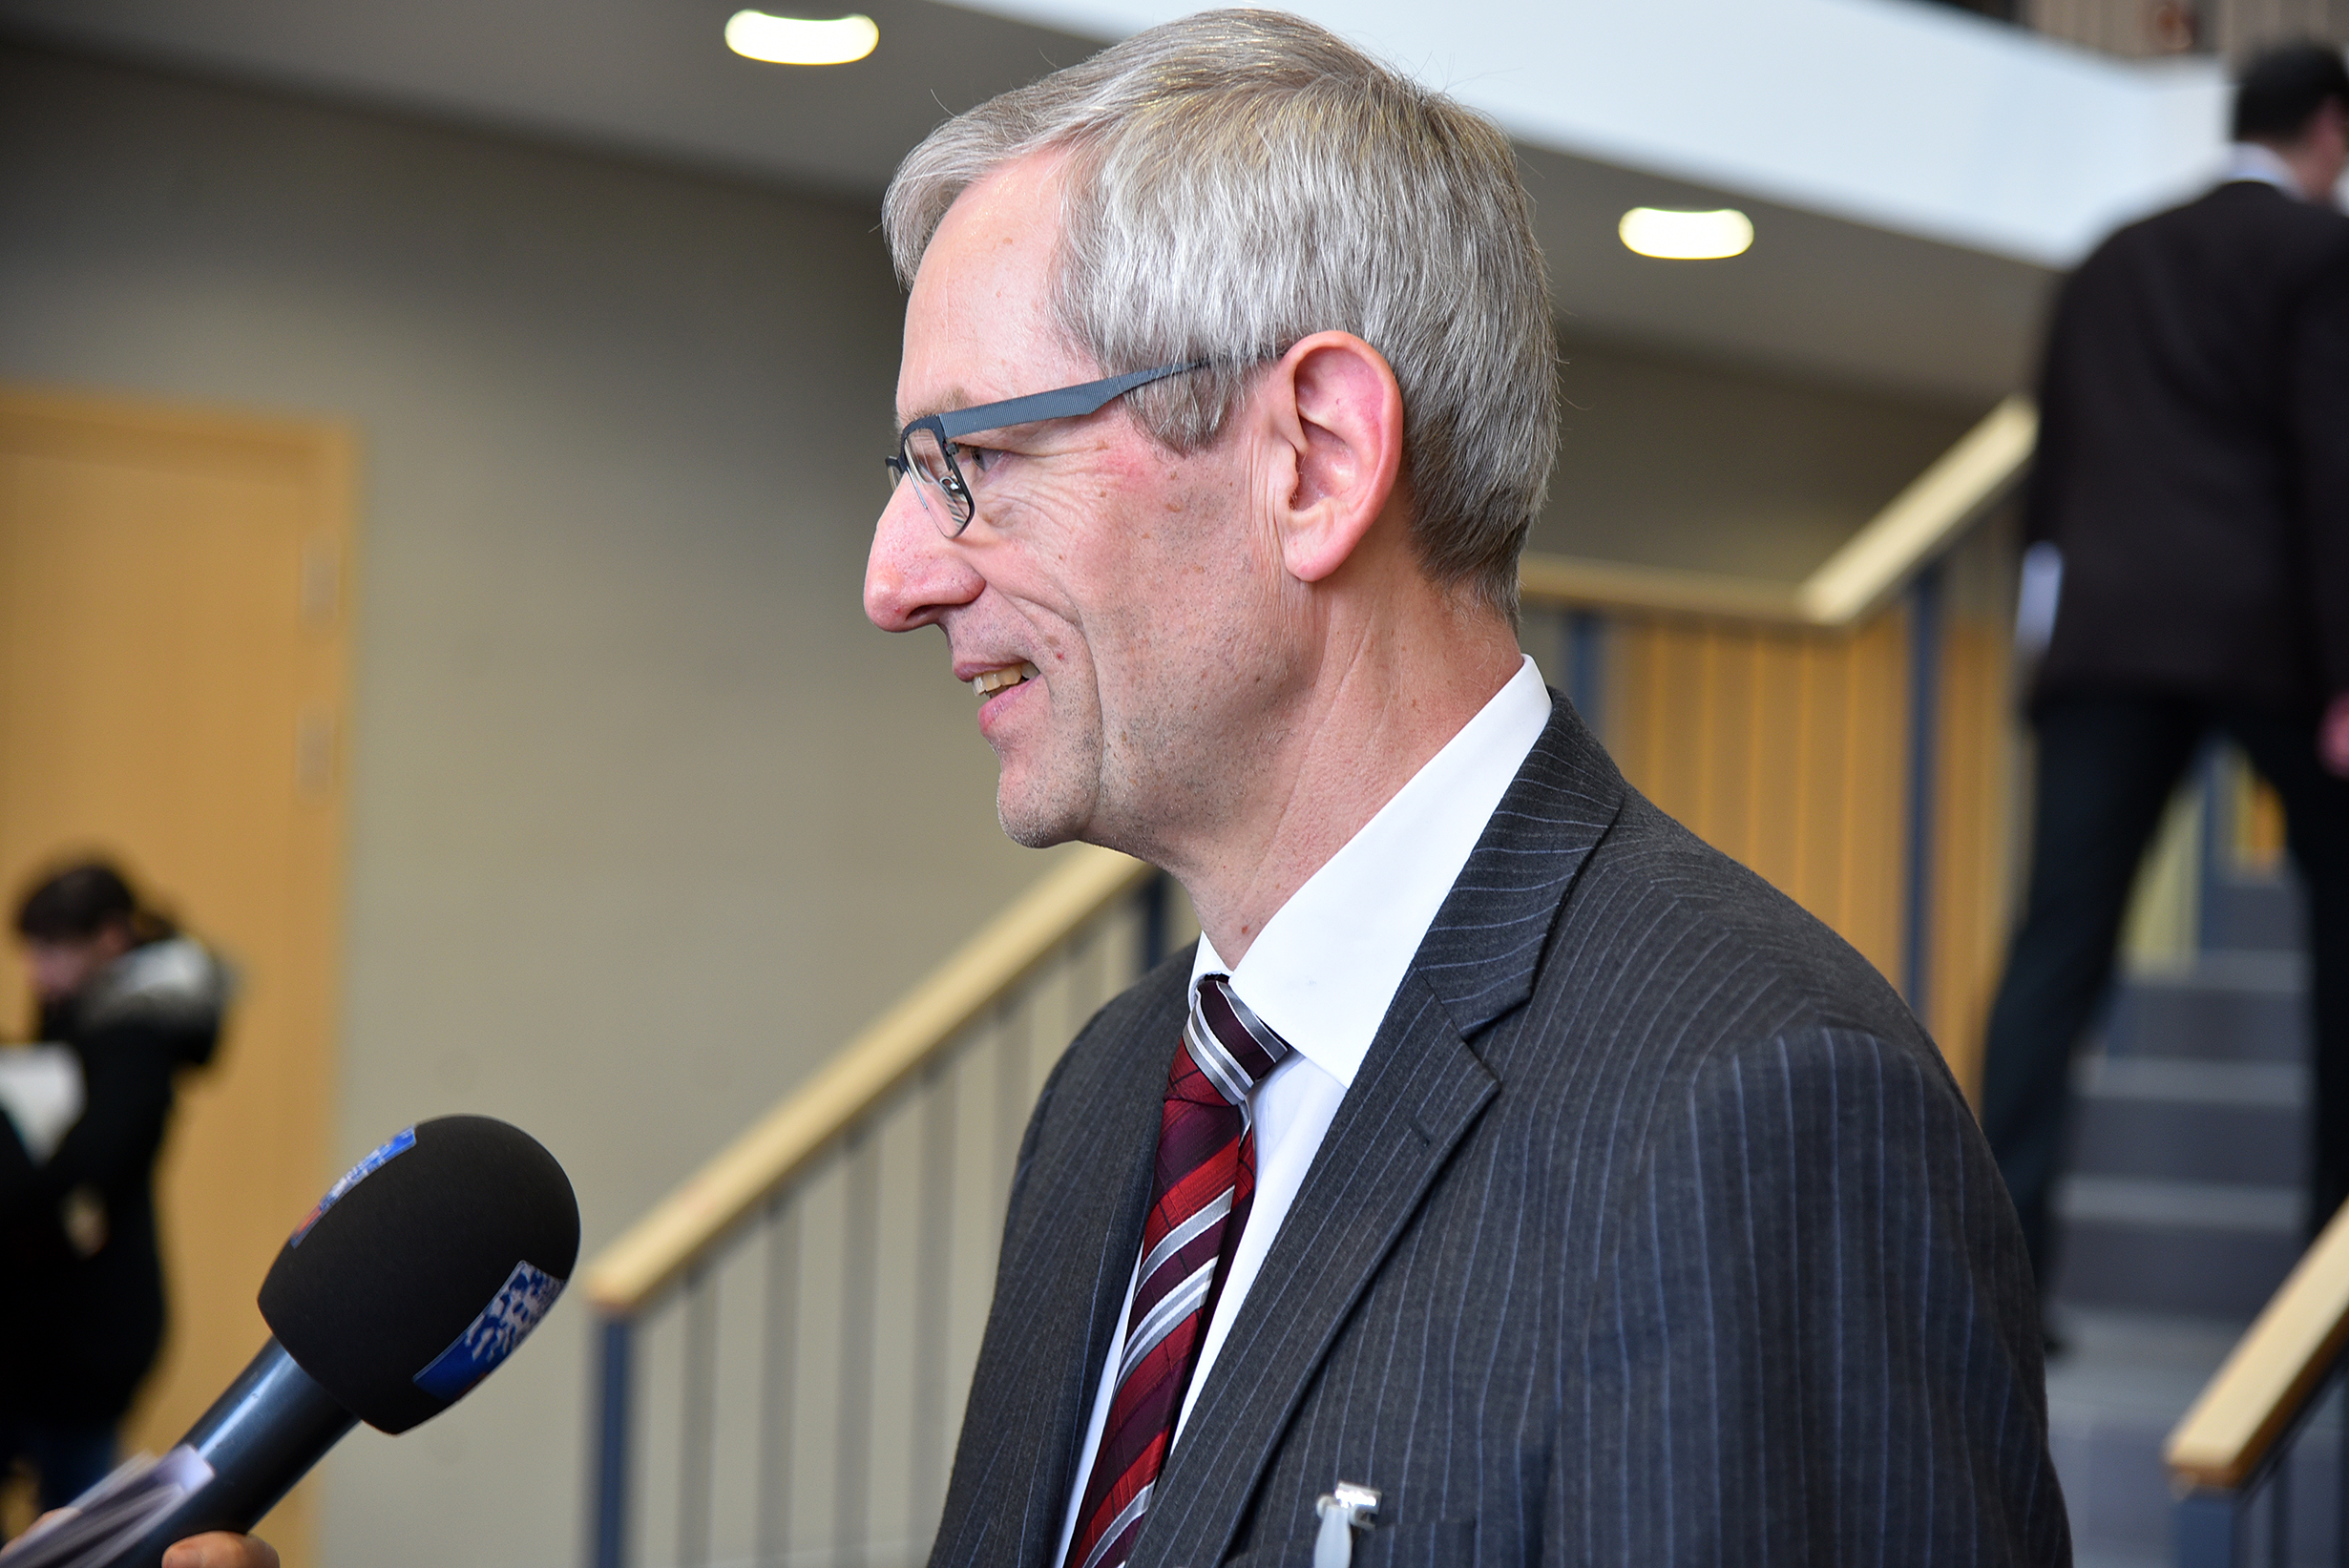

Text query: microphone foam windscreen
(259, 1115), (579, 1434)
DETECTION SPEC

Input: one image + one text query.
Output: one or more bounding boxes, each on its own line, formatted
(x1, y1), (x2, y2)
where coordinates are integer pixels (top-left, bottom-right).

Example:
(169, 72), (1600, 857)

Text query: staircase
(2044, 759), (2325, 1567)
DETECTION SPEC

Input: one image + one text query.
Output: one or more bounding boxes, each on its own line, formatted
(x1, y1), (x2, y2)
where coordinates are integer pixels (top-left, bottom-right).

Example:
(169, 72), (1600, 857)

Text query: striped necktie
(1067, 973), (1291, 1568)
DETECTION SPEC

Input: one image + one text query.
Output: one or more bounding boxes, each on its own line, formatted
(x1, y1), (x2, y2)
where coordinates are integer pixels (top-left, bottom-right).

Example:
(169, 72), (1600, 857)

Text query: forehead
(898, 153), (1085, 419)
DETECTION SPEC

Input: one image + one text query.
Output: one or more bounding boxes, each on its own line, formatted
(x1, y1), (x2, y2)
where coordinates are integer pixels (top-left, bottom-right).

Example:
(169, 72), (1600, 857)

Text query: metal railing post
(836, 1126), (880, 1568)
(590, 1313), (635, 1568)
(2338, 1379), (2347, 1568)
(679, 1269), (719, 1568)
(2269, 1449), (2291, 1568)
(2338, 1384), (2348, 1568)
(2177, 1489), (2244, 1568)
(1900, 564), (1943, 1017)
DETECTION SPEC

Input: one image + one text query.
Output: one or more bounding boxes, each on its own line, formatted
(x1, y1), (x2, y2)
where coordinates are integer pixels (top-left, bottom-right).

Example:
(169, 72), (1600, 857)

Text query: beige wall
(1538, 332), (1985, 583)
(0, 40), (2002, 1568)
(0, 43), (1057, 1568)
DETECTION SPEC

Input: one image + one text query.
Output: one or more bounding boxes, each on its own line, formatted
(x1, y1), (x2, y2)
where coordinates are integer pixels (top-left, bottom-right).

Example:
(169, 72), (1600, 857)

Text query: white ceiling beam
(945, 0), (2233, 267)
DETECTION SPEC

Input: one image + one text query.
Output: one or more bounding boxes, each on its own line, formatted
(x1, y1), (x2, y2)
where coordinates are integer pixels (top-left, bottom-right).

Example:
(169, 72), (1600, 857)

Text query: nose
(865, 480), (985, 632)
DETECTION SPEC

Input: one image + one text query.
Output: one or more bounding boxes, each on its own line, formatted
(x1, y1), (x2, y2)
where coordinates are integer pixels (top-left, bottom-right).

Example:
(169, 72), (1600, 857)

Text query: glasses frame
(885, 360), (1208, 536)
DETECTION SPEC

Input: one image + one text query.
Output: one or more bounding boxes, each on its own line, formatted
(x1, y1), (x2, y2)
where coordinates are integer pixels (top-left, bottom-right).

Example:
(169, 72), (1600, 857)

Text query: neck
(1162, 584), (1524, 967)
(2251, 133), (2345, 204)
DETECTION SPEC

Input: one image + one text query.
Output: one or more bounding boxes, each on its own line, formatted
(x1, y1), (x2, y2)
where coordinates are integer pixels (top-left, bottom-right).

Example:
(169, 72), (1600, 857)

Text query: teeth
(972, 662), (1039, 696)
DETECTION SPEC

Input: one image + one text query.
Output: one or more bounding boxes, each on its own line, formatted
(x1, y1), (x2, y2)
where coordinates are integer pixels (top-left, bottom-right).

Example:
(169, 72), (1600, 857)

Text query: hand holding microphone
(3, 1115), (578, 1568)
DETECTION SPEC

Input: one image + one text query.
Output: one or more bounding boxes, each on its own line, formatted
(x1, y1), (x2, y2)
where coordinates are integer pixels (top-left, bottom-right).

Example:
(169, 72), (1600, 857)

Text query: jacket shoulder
(2089, 181), (2349, 272)
(1544, 787), (1931, 1063)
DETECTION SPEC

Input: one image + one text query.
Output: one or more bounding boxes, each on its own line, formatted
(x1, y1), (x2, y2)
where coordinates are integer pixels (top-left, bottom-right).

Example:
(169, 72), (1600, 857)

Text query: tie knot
(1185, 974), (1291, 1106)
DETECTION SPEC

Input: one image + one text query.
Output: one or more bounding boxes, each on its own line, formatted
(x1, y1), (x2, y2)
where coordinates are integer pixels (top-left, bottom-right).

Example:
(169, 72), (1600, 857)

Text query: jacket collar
(1408, 693), (1627, 1038)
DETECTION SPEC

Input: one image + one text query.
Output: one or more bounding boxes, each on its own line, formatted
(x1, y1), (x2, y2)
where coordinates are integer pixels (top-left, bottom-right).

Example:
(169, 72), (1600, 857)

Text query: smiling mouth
(973, 662), (1040, 697)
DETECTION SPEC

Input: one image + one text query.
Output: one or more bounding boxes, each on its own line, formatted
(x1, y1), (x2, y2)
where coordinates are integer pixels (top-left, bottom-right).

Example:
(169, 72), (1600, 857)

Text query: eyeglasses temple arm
(931, 361), (1206, 441)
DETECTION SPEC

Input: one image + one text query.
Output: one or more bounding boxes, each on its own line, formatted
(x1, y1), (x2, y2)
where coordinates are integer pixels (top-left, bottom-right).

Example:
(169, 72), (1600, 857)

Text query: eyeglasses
(885, 361), (1208, 537)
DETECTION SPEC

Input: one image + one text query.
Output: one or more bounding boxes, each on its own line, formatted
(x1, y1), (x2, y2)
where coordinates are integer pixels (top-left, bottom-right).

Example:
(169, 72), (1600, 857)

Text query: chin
(996, 804), (1087, 850)
(993, 741), (1109, 850)
(998, 817), (1075, 850)
(996, 779), (1088, 850)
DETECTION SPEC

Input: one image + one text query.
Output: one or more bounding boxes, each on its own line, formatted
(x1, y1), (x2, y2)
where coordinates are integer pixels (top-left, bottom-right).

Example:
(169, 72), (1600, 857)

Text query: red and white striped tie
(1067, 973), (1290, 1568)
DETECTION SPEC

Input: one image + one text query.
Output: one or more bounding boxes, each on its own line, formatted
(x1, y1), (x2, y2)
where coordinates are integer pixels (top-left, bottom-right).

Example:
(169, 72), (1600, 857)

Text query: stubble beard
(993, 711), (1105, 850)
(993, 701), (1185, 862)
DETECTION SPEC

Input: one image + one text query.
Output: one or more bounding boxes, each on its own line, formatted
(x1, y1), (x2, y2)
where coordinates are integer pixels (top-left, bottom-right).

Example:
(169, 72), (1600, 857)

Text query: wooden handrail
(1518, 554), (1804, 622)
(1518, 395), (2036, 628)
(583, 844), (1154, 1314)
(2167, 1202), (2349, 1490)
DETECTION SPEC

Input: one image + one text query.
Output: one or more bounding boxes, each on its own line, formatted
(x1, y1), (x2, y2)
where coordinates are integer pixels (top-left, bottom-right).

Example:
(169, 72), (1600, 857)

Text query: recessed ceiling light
(1618, 207), (1754, 261)
(724, 10), (878, 65)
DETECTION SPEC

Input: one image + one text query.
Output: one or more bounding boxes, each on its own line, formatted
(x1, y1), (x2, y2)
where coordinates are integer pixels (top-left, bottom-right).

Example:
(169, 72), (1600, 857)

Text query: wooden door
(0, 387), (350, 1565)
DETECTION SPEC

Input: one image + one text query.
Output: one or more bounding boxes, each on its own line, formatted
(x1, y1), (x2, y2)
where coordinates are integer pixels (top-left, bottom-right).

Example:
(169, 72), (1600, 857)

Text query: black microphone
(88, 1116), (579, 1568)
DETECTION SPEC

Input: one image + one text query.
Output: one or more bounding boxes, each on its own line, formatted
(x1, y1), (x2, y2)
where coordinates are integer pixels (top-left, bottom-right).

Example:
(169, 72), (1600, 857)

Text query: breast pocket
(1218, 1516), (1476, 1568)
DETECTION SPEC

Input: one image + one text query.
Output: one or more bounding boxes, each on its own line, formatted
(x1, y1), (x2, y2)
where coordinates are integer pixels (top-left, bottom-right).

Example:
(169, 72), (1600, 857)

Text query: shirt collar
(2223, 142), (2307, 199)
(1190, 655), (1552, 1090)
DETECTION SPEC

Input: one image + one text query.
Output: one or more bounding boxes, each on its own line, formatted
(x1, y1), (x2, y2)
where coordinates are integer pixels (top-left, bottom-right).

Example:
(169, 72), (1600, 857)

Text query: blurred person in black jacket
(1981, 41), (2349, 1331)
(0, 863), (228, 1516)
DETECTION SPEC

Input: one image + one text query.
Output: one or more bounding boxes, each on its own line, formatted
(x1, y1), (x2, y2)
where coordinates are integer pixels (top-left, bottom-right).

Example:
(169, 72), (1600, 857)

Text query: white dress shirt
(1052, 655), (1553, 1568)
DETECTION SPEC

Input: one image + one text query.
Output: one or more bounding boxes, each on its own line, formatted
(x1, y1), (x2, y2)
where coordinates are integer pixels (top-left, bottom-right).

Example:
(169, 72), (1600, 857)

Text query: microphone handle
(106, 1339), (359, 1568)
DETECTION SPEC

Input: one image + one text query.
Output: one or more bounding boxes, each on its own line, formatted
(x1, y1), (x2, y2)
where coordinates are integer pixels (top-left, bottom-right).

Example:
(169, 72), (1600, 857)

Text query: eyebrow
(895, 385), (978, 429)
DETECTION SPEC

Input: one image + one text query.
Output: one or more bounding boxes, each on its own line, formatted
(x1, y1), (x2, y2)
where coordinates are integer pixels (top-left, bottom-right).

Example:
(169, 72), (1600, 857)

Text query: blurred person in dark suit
(1980, 41), (2349, 1328)
(0, 863), (229, 1519)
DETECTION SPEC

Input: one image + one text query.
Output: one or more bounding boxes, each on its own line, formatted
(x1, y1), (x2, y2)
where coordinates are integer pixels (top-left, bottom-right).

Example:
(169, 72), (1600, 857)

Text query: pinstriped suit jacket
(931, 695), (2069, 1567)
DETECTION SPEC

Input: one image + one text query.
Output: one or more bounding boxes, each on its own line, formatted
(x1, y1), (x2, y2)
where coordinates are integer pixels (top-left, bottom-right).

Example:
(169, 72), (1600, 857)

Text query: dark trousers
(1978, 693), (2349, 1305)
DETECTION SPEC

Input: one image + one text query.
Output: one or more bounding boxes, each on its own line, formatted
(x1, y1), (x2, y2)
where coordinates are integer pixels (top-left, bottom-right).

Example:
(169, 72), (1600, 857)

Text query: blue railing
(2174, 1369), (2349, 1568)
(2170, 1203), (2349, 1566)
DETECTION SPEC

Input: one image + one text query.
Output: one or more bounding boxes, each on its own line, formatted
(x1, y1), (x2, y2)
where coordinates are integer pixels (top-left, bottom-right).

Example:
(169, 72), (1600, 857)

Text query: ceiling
(0, 0), (2067, 402)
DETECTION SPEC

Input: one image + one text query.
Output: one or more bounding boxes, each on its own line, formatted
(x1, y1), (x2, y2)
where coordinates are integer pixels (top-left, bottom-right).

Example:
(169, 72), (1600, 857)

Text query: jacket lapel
(1128, 696), (1627, 1568)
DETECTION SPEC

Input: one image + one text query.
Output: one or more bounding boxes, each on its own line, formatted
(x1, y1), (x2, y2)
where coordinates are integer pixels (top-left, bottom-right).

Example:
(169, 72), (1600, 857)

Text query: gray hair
(882, 9), (1556, 617)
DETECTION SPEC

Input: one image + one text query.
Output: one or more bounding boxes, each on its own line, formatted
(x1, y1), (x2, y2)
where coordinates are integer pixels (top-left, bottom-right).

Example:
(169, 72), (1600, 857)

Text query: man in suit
(172, 10), (2064, 1568)
(1978, 41), (2349, 1317)
(859, 11), (2060, 1567)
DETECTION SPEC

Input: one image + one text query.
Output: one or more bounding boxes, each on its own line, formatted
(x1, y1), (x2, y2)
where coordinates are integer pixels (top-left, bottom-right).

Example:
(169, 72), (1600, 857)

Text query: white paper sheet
(0, 1044), (87, 1164)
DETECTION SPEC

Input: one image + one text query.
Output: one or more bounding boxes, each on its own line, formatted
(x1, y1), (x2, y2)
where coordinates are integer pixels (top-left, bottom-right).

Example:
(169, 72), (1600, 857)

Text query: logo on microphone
(411, 1259), (567, 1403)
(290, 1125), (417, 1247)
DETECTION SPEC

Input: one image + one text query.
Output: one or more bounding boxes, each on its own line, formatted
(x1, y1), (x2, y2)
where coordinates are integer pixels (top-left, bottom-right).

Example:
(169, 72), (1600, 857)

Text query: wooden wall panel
(1928, 618), (2016, 1099)
(1606, 612), (1912, 988)
(0, 387), (349, 1565)
(1589, 567), (2016, 1103)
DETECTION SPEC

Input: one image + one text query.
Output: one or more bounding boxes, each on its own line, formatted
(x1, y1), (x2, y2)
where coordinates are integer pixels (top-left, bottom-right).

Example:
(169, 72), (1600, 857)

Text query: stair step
(2040, 833), (2318, 1561)
(2069, 1057), (2306, 1187)
(2061, 1176), (2297, 1231)
(2051, 1177), (2301, 1318)
(2104, 953), (2308, 1064)
(2201, 869), (2304, 955)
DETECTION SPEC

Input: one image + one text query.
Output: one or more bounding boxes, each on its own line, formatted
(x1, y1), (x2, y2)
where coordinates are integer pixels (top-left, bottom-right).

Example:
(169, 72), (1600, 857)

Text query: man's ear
(1261, 332), (1405, 584)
